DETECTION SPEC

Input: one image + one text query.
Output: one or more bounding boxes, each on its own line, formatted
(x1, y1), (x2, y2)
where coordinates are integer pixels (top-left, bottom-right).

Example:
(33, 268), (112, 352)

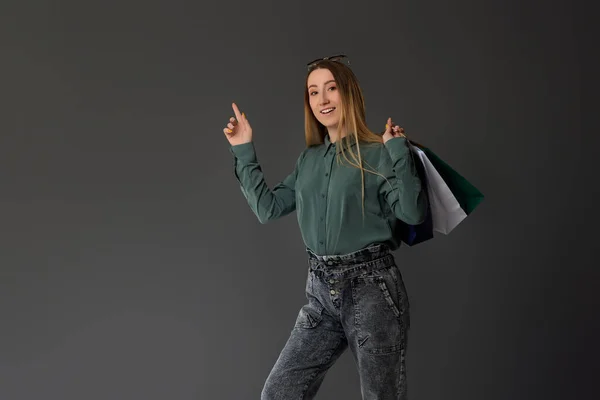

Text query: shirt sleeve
(230, 142), (304, 224)
(377, 137), (427, 225)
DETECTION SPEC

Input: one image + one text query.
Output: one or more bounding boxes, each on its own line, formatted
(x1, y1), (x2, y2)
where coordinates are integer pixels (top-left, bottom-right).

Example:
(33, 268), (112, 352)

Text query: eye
(309, 91), (317, 96)
(328, 86), (337, 91)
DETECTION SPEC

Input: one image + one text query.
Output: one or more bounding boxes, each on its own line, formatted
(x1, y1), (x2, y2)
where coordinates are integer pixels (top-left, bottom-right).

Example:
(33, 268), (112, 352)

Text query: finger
(227, 122), (235, 130)
(223, 127), (233, 136)
(384, 118), (392, 134)
(232, 103), (243, 122)
(393, 124), (406, 134)
(241, 111), (250, 129)
(232, 103), (250, 130)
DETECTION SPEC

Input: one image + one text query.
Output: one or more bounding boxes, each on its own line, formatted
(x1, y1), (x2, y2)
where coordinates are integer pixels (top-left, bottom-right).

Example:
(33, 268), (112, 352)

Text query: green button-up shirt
(230, 134), (427, 255)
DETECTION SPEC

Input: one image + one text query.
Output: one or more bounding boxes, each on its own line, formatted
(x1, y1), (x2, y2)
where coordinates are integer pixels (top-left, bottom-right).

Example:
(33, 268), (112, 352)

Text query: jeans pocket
(389, 265), (411, 330)
(294, 300), (324, 329)
(376, 276), (402, 318)
(352, 272), (407, 355)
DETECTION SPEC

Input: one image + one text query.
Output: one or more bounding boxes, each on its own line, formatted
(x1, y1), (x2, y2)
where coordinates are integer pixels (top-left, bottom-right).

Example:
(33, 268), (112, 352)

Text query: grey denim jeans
(261, 244), (411, 400)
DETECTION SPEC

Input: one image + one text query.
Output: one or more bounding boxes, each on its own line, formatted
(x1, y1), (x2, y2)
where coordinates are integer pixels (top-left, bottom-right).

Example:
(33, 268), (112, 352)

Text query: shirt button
(325, 173), (329, 177)
(319, 241), (324, 245)
(322, 194), (325, 198)
(330, 289), (336, 295)
(327, 261), (333, 265)
(320, 217), (324, 221)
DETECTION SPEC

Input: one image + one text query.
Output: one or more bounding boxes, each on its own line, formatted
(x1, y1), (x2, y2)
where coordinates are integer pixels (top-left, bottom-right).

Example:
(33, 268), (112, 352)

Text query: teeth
(321, 108), (335, 114)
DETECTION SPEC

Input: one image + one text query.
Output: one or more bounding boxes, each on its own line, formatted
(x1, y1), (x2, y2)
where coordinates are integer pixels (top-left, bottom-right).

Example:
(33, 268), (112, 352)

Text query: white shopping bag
(411, 146), (467, 234)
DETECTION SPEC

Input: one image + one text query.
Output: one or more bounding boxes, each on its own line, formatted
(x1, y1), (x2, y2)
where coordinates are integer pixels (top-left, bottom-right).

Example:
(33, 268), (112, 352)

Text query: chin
(318, 118), (339, 128)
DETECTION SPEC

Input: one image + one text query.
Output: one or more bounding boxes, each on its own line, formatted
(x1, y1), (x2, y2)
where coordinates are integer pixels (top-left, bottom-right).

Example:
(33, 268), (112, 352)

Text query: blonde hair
(303, 60), (389, 218)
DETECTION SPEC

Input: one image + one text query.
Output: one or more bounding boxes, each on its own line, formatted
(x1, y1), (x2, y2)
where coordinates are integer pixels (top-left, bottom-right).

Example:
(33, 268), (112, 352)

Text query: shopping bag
(410, 140), (484, 216)
(396, 140), (484, 245)
(394, 149), (434, 246)
(395, 205), (434, 246)
(412, 146), (467, 234)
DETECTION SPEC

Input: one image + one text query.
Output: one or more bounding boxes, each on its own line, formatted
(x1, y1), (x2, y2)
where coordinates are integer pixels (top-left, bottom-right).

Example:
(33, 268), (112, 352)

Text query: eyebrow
(308, 79), (336, 89)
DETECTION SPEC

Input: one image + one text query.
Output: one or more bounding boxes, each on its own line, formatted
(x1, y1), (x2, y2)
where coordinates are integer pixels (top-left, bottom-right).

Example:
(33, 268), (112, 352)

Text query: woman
(222, 55), (427, 399)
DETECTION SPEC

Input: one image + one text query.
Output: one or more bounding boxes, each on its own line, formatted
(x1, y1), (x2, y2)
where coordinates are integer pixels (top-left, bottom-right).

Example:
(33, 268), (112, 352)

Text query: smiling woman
(222, 55), (427, 400)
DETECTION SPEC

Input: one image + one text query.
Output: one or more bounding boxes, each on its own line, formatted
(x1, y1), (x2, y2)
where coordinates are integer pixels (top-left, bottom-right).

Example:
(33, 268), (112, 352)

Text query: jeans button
(329, 279), (335, 284)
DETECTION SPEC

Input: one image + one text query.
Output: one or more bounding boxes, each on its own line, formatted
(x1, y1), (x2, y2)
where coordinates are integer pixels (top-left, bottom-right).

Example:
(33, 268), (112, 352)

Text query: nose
(319, 91), (330, 106)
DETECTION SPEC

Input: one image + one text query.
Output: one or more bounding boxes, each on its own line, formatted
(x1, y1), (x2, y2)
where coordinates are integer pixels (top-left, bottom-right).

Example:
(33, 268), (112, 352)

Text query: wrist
(384, 136), (409, 160)
(230, 141), (257, 163)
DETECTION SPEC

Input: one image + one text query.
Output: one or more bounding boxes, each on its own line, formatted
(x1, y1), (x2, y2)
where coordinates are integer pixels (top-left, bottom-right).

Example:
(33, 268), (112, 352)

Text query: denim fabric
(261, 244), (411, 400)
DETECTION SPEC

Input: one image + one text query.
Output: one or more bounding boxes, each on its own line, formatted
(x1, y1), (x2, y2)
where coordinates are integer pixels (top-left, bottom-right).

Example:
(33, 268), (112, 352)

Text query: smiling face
(303, 59), (381, 148)
(307, 68), (341, 130)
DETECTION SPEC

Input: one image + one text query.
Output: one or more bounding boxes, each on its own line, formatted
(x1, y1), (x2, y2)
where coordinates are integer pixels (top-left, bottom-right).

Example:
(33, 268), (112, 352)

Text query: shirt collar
(324, 134), (358, 157)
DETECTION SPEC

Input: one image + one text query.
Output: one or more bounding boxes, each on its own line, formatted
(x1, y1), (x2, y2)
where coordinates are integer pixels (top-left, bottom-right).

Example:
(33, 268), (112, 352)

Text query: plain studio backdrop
(0, 0), (593, 399)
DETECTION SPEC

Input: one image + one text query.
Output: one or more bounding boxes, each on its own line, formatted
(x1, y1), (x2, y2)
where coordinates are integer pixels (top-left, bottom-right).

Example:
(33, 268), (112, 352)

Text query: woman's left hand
(382, 117), (406, 143)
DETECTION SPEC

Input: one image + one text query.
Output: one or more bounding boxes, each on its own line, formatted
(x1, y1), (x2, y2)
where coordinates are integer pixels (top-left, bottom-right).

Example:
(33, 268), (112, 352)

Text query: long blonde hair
(303, 60), (388, 217)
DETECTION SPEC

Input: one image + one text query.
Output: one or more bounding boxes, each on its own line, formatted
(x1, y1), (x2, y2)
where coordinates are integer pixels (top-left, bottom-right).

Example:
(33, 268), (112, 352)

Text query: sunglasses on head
(306, 54), (351, 71)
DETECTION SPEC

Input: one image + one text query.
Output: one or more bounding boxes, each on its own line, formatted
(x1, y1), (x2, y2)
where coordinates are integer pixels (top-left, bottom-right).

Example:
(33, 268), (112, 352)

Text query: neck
(327, 127), (346, 143)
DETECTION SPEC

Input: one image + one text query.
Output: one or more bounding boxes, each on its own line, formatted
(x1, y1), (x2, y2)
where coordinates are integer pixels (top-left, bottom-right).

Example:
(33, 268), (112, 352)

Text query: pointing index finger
(232, 103), (243, 122)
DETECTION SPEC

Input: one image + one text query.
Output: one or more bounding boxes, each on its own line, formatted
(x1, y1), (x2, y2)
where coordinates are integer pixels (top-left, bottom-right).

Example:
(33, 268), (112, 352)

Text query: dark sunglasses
(306, 54), (351, 71)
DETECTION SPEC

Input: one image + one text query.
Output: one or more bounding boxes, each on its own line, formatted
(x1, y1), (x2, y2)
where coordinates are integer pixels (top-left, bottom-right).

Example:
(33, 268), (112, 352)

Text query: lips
(320, 107), (336, 114)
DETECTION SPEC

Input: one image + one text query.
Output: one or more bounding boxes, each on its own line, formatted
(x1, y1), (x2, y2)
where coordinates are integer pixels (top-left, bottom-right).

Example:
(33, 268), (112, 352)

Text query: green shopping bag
(409, 140), (484, 215)
(397, 140), (484, 246)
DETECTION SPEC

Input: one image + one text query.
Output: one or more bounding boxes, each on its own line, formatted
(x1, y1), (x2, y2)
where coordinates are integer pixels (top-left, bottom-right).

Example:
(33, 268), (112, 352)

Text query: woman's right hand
(223, 102), (253, 146)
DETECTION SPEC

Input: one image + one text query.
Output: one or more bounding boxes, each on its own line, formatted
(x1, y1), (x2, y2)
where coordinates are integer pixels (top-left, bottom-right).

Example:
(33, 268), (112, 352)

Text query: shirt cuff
(383, 137), (410, 161)
(229, 142), (257, 164)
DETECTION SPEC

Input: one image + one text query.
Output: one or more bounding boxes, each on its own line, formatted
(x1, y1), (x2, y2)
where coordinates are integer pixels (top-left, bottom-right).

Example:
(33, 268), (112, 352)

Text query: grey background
(1, 0), (592, 399)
